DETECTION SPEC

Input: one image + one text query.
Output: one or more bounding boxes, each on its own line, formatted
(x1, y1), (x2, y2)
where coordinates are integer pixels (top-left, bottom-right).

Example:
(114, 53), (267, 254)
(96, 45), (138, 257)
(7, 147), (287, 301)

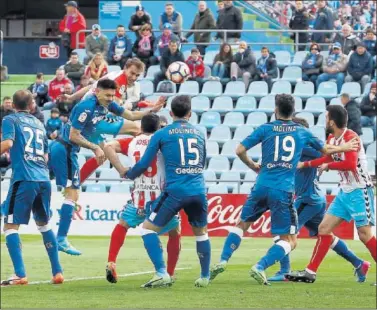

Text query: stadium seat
(304, 96), (326, 115)
(231, 158), (249, 176)
(42, 110), (50, 125)
(291, 51), (307, 67)
(211, 96), (233, 114)
(270, 113), (276, 121)
(361, 128), (374, 147)
(331, 187), (340, 196)
(203, 66), (212, 79)
(145, 65), (160, 80)
(79, 147), (94, 159)
(208, 156), (230, 176)
(233, 125), (254, 142)
(85, 183), (107, 193)
(109, 183), (131, 194)
(1, 180), (10, 191)
(99, 168), (120, 183)
(295, 112), (315, 127)
(316, 112), (326, 127)
(108, 65), (121, 73)
(245, 170), (258, 182)
(139, 79), (155, 97)
(316, 81), (337, 100)
(145, 95), (160, 104)
(209, 125), (232, 145)
(340, 82), (361, 98)
(155, 80), (176, 96)
(72, 48), (86, 63)
(247, 144), (262, 160)
(179, 81), (199, 96)
(208, 184), (228, 194)
(246, 112), (268, 127)
(320, 50), (329, 58)
(200, 111), (221, 129)
(191, 96), (210, 114)
(319, 170), (340, 185)
(330, 97), (342, 106)
(293, 96), (303, 112)
(119, 154), (131, 167)
(258, 95), (276, 115)
(183, 50), (191, 59)
(248, 81), (268, 99)
(203, 51), (217, 67)
(206, 141), (219, 159)
(310, 126), (326, 141)
(221, 140), (239, 159)
(363, 82), (372, 96)
(201, 81), (223, 98)
(189, 112), (198, 125)
(293, 81), (315, 99)
(239, 183), (253, 194)
(223, 112), (244, 129)
(196, 125), (208, 139)
(157, 110), (173, 124)
(367, 158), (376, 176)
(234, 96), (257, 114)
(281, 66), (302, 84)
(270, 80), (292, 95)
(224, 81), (246, 98)
(253, 51), (261, 61)
(220, 171), (241, 192)
(272, 68), (280, 82)
(165, 95), (176, 110)
(274, 51), (291, 69)
(4, 169), (12, 178)
(77, 154), (86, 167)
(203, 170), (217, 188)
(366, 142), (376, 160)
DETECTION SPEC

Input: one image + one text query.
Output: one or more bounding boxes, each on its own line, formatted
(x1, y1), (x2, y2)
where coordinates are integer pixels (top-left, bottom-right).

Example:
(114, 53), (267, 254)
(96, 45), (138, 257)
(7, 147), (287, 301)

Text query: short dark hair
(13, 90), (32, 110)
(191, 48), (200, 54)
(141, 113), (160, 134)
(97, 79), (117, 90)
(366, 27), (375, 35)
(341, 93), (350, 100)
(51, 108), (60, 114)
(3, 96), (11, 102)
(171, 95), (191, 118)
(70, 52), (78, 57)
(327, 105), (348, 129)
(275, 94), (295, 118)
(117, 24), (125, 28)
(292, 116), (309, 128)
(169, 40), (179, 46)
(36, 72), (44, 79)
(261, 46), (269, 52)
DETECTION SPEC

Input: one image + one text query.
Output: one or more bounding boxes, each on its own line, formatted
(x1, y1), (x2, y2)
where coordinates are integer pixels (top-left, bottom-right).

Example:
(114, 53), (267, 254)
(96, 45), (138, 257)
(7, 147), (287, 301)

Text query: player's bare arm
(321, 137), (359, 155)
(236, 144), (260, 173)
(61, 85), (92, 102)
(0, 140), (13, 155)
(121, 96), (166, 121)
(103, 140), (128, 177)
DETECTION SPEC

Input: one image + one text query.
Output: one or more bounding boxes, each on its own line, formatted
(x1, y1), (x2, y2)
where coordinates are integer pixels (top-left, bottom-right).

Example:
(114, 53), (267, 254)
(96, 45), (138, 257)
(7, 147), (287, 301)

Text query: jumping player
(103, 114), (181, 283)
(1, 90), (63, 286)
(286, 105), (376, 283)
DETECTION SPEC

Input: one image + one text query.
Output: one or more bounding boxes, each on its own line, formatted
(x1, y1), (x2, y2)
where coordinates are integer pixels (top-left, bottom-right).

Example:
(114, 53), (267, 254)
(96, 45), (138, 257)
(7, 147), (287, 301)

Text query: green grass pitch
(1, 235), (376, 308)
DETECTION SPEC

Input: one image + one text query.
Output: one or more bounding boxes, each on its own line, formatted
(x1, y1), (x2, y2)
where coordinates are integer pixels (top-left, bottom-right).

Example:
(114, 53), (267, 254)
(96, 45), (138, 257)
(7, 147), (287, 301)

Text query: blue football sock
(220, 228), (243, 262)
(332, 237), (363, 268)
(5, 230), (26, 278)
(39, 226), (63, 276)
(142, 231), (166, 275)
(196, 235), (211, 278)
(57, 200), (75, 239)
(280, 254), (291, 273)
(257, 240), (292, 271)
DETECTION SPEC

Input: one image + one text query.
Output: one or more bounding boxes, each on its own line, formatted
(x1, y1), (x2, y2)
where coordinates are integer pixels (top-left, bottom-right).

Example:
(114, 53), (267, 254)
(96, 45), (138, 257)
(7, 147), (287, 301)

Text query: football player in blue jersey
(210, 94), (359, 285)
(49, 79), (163, 256)
(1, 90), (63, 286)
(124, 95), (211, 288)
(268, 117), (370, 283)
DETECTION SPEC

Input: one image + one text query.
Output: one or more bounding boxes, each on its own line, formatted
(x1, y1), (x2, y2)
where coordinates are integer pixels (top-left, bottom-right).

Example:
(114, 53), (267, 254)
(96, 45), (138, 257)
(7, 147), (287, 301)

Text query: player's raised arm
(118, 96), (166, 121)
(236, 126), (263, 173)
(104, 138), (133, 177)
(0, 117), (14, 154)
(60, 85), (92, 102)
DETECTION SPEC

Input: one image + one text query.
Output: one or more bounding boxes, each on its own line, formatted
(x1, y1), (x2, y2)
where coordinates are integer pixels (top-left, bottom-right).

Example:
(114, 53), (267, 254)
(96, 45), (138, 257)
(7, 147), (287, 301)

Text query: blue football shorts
(3, 181), (51, 225)
(241, 184), (298, 235)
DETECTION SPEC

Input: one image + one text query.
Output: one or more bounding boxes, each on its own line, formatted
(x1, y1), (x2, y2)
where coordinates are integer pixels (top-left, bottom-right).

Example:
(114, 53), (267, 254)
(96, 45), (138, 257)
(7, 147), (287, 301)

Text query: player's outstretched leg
(167, 229), (181, 278)
(80, 157), (100, 185)
(268, 236), (291, 282)
(194, 230), (211, 288)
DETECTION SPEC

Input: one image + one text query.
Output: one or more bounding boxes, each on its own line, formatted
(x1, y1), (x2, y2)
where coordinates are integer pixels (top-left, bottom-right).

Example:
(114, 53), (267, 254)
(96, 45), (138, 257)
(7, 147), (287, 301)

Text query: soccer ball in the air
(167, 61), (190, 84)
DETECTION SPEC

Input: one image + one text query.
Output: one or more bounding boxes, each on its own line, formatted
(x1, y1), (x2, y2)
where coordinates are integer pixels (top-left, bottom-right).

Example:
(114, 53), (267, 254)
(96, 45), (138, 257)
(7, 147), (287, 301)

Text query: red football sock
(167, 234), (181, 276)
(80, 157), (100, 185)
(306, 234), (333, 273)
(108, 224), (127, 263)
(365, 236), (377, 262)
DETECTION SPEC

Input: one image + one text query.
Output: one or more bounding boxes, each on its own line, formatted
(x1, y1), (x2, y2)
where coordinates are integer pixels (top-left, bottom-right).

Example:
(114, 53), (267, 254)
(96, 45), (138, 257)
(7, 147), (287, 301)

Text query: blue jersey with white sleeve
(60, 94), (125, 151)
(126, 120), (206, 196)
(1, 112), (49, 183)
(241, 120), (325, 193)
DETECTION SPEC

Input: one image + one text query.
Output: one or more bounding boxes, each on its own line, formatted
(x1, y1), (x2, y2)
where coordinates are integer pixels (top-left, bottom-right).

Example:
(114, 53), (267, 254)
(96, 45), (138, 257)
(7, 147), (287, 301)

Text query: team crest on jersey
(78, 112), (88, 123)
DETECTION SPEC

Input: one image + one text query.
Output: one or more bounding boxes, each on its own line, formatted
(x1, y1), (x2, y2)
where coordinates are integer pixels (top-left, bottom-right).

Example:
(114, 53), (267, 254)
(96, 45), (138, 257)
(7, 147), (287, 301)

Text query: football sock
(280, 254), (291, 273)
(57, 200), (76, 239)
(5, 230), (26, 278)
(257, 240), (292, 271)
(306, 234), (333, 273)
(167, 234), (181, 276)
(220, 227), (243, 262)
(142, 229), (166, 275)
(108, 224), (127, 263)
(80, 157), (100, 184)
(38, 225), (63, 276)
(365, 236), (377, 262)
(331, 237), (363, 268)
(196, 234), (211, 279)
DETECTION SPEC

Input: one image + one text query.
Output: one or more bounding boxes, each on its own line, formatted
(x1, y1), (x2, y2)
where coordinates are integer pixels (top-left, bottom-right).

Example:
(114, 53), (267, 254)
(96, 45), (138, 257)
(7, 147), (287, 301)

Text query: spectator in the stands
(84, 24), (109, 65)
(289, 0), (309, 51)
(217, 1), (224, 11)
(253, 47), (278, 92)
(230, 41), (256, 88)
(30, 99), (45, 124)
(108, 25), (133, 69)
(75, 74), (91, 92)
(0, 66), (8, 81)
(0, 97), (14, 127)
(155, 23), (180, 59)
(302, 43), (323, 85)
(154, 40), (184, 89)
(60, 114), (69, 124)
(27, 73), (50, 108)
(159, 2), (183, 38)
(46, 108), (62, 140)
(186, 48), (205, 87)
(46, 68), (72, 110)
(340, 4), (355, 26)
(215, 0), (243, 43)
(133, 24), (158, 70)
(211, 43), (233, 80)
(345, 42), (373, 92)
(312, 0), (334, 45)
(340, 93), (362, 136)
(59, 1), (86, 58)
(360, 81), (377, 137)
(317, 42), (348, 93)
(354, 15), (370, 39)
(334, 19), (342, 31)
(56, 83), (77, 116)
(64, 51), (85, 86)
(183, 1), (216, 55)
(332, 24), (360, 55)
(363, 27), (376, 57)
(129, 5), (152, 40)
(85, 52), (108, 81)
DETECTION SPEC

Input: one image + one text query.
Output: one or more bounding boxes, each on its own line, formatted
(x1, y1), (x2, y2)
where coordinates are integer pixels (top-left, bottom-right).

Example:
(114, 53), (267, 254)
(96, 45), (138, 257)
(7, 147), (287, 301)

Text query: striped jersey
(84, 71), (128, 100)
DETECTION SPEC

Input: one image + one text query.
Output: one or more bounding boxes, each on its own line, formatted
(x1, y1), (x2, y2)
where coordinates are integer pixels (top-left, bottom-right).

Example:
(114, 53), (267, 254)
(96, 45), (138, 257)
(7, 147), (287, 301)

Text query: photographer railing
(0, 30), (4, 66)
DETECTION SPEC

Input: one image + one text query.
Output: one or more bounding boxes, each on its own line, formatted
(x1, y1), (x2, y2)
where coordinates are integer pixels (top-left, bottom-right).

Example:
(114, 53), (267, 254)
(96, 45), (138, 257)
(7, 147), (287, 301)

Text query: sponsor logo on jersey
(175, 167), (203, 174)
(136, 139), (150, 146)
(267, 162), (293, 169)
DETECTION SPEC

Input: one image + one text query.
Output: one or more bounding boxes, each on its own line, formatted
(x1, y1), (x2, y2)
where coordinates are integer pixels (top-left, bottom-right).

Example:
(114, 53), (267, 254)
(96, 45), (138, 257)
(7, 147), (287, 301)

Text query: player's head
(326, 105), (348, 134)
(124, 58), (145, 84)
(292, 116), (309, 128)
(275, 94), (295, 120)
(170, 95), (192, 120)
(95, 79), (117, 107)
(12, 90), (33, 112)
(141, 113), (160, 135)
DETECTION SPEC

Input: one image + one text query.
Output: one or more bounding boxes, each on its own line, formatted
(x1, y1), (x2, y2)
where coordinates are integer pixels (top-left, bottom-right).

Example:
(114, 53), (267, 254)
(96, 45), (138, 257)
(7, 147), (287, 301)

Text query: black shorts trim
(8, 181), (21, 216)
(296, 203), (307, 216)
(154, 193), (169, 214)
